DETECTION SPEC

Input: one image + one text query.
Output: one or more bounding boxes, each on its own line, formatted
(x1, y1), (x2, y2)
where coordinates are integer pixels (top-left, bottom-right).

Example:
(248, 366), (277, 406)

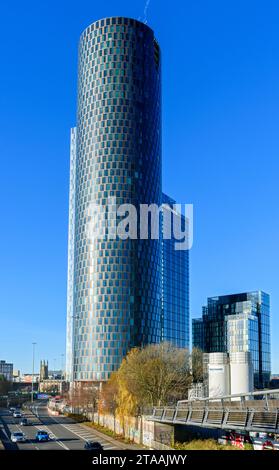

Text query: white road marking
(34, 424), (69, 450)
(33, 407), (119, 450)
(48, 418), (117, 449)
(27, 405), (69, 450)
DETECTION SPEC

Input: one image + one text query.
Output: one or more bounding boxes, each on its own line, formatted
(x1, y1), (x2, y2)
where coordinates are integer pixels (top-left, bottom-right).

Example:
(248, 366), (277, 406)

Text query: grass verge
(83, 421), (135, 444)
(173, 439), (244, 450)
(65, 413), (87, 423)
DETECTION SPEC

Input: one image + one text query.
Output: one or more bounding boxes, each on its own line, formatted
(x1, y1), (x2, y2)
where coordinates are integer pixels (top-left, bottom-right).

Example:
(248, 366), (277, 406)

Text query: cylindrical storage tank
(230, 352), (253, 399)
(208, 353), (230, 399)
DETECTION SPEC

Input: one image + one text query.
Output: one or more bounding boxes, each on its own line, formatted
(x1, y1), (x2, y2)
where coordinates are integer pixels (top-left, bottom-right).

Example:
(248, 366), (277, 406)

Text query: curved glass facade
(66, 128), (77, 382)
(69, 17), (162, 382)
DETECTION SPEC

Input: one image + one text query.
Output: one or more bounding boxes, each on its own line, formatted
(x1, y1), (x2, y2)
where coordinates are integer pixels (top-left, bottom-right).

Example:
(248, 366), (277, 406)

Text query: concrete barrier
(0, 428), (6, 450)
(151, 440), (172, 450)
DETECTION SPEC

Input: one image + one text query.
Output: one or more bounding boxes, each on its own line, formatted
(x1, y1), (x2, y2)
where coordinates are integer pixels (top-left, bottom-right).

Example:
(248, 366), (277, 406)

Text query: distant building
(39, 379), (68, 395)
(12, 370), (21, 383)
(192, 291), (271, 389)
(20, 374), (40, 383)
(192, 318), (204, 351)
(0, 360), (13, 381)
(40, 360), (49, 381)
(48, 370), (62, 380)
(270, 375), (279, 389)
(161, 194), (190, 348)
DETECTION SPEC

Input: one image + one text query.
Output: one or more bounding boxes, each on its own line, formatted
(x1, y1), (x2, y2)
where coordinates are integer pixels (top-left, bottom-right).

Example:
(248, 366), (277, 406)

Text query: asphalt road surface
(0, 402), (124, 450)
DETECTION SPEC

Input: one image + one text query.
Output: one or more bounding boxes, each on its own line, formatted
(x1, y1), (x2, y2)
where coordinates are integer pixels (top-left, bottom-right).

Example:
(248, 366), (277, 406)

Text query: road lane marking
(35, 407), (121, 450)
(34, 424), (69, 450)
(47, 418), (118, 449)
(27, 405), (69, 450)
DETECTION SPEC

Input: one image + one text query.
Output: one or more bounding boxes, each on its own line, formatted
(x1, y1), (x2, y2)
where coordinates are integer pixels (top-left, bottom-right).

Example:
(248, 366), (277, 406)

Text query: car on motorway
(35, 431), (50, 442)
(9, 407), (16, 414)
(84, 441), (104, 451)
(13, 411), (22, 418)
(11, 432), (26, 443)
(20, 417), (28, 426)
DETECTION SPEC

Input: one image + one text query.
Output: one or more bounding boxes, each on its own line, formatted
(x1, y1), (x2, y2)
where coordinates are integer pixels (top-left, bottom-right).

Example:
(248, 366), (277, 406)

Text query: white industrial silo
(230, 351), (253, 398)
(208, 353), (230, 399)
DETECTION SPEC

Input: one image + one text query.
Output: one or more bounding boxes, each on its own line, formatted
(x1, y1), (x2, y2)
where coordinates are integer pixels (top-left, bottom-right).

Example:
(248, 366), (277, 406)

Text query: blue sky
(0, 0), (279, 373)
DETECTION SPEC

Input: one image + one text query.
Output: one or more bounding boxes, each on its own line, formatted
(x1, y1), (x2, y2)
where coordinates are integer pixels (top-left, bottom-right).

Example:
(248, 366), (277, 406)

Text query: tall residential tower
(66, 17), (189, 384)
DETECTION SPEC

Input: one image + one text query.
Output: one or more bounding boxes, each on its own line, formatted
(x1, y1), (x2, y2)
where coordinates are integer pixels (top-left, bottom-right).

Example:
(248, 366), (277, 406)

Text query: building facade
(39, 360), (49, 382)
(192, 291), (271, 389)
(66, 128), (77, 383)
(67, 17), (162, 383)
(66, 17), (190, 384)
(161, 194), (189, 348)
(0, 360), (13, 382)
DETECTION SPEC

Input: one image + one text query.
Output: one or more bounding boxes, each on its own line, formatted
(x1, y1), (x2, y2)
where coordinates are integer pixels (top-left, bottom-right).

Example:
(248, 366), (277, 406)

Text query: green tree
(0, 375), (12, 395)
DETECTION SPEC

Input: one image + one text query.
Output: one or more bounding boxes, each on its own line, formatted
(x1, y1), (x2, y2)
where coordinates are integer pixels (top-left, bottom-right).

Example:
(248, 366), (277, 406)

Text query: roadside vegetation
(0, 375), (12, 395)
(173, 439), (254, 450)
(84, 421), (135, 444)
(64, 412), (87, 423)
(173, 439), (240, 450)
(65, 342), (200, 423)
(63, 343), (204, 444)
(99, 342), (193, 420)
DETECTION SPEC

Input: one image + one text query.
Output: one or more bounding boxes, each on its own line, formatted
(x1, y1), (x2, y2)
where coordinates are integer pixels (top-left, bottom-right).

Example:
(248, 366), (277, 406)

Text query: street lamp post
(61, 353), (64, 394)
(31, 342), (37, 403)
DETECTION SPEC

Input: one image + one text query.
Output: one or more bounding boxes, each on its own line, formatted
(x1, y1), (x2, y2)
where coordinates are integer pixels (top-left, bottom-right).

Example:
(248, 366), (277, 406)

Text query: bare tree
(0, 375), (12, 395)
(66, 382), (98, 418)
(191, 347), (204, 383)
(116, 342), (192, 410)
(99, 373), (118, 432)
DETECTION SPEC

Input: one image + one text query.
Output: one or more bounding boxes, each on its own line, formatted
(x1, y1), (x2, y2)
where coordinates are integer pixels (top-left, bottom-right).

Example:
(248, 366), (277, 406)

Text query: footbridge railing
(148, 389), (279, 434)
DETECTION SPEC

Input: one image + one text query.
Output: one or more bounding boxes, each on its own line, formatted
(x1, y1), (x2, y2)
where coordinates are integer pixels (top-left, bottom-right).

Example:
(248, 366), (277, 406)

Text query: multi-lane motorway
(0, 402), (126, 450)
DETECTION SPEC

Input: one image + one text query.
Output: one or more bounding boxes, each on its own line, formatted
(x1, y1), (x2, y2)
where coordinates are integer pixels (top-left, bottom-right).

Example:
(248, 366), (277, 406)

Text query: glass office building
(192, 318), (204, 351)
(0, 360), (13, 382)
(161, 194), (189, 348)
(226, 313), (259, 386)
(192, 291), (271, 389)
(66, 17), (162, 382)
(66, 17), (190, 384)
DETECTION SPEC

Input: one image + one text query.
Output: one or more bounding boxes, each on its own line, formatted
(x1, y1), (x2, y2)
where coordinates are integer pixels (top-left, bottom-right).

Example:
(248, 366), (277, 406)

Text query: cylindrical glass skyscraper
(66, 17), (162, 382)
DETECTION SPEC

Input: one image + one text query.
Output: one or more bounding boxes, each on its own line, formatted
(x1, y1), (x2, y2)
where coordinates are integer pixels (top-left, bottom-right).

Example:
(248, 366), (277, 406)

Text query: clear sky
(1, 0), (278, 374)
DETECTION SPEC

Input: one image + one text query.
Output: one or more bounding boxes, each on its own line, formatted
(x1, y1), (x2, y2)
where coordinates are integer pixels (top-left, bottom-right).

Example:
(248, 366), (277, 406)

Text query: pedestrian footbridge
(148, 389), (279, 434)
